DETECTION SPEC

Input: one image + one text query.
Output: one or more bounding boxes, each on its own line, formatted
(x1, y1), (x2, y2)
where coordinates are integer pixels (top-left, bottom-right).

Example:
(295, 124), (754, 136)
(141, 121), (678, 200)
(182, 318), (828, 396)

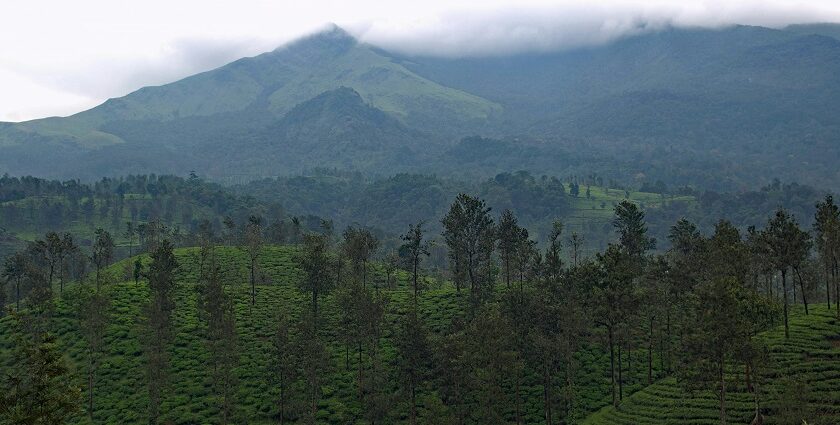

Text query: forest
(1, 178), (839, 424)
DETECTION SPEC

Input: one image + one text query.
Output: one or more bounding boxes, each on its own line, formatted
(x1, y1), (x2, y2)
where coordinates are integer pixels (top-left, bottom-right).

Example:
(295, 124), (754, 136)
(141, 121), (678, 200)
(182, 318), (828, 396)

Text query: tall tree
(3, 252), (29, 310)
(401, 222), (430, 303)
(395, 310), (431, 425)
(203, 257), (239, 424)
(270, 311), (297, 425)
(91, 228), (114, 290)
(243, 215), (263, 305)
(613, 200), (656, 257)
(814, 195), (839, 312)
(141, 240), (179, 424)
(568, 231), (584, 267)
(679, 277), (775, 425)
(77, 283), (111, 421)
(762, 209), (810, 337)
(442, 194), (495, 295)
(299, 234), (333, 322)
(342, 226), (379, 289)
(0, 311), (81, 424)
(497, 210), (521, 288)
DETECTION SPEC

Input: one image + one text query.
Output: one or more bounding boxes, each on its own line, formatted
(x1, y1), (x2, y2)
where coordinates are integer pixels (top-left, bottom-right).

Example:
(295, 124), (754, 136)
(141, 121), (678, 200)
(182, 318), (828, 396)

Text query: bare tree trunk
(250, 258), (256, 305)
(618, 342), (624, 401)
(826, 262), (832, 310)
(609, 326), (617, 407)
(719, 356), (727, 425)
(781, 269), (789, 339)
(648, 316), (654, 385)
(795, 267), (809, 315)
(543, 360), (553, 425)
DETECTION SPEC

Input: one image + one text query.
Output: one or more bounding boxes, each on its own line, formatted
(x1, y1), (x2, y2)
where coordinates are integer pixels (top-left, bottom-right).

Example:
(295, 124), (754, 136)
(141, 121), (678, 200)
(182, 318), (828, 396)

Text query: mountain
(3, 24), (840, 190)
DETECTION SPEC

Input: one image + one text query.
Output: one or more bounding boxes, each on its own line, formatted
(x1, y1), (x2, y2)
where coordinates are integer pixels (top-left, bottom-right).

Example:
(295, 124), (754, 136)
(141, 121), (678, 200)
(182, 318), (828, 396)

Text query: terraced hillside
(2, 245), (838, 424)
(1, 246), (668, 424)
(583, 305), (840, 425)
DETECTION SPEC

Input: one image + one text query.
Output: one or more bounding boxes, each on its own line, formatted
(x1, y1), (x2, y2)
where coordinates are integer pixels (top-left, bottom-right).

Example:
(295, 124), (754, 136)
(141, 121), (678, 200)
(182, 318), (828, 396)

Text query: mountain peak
(275, 24), (357, 54)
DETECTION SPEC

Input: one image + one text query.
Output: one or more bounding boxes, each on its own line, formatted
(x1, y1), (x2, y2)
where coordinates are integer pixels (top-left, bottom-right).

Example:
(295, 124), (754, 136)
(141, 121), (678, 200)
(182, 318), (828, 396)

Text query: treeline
(2, 191), (839, 424)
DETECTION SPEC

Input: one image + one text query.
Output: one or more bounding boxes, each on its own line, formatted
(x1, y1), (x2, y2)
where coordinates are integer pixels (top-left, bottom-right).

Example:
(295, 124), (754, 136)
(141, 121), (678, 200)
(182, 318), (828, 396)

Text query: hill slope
(4, 24), (840, 189)
(583, 305), (840, 424)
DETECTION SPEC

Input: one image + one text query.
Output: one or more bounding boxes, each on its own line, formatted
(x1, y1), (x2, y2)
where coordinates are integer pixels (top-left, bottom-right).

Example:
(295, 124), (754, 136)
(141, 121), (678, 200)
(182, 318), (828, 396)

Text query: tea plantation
(2, 246), (838, 424)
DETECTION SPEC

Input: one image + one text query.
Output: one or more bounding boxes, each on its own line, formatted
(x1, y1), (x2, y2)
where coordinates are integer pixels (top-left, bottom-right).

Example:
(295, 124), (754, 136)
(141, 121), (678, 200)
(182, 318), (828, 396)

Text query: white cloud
(1, 0), (840, 121)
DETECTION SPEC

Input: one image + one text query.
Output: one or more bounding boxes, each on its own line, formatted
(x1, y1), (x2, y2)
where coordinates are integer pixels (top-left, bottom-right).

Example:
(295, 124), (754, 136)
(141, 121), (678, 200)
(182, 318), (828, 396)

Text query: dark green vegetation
(584, 305), (840, 424)
(2, 190), (840, 424)
(4, 25), (840, 190)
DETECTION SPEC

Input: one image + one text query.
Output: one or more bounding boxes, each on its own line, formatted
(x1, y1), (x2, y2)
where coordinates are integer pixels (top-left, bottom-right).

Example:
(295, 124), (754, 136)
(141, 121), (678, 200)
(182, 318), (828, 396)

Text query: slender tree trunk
(795, 267), (808, 315)
(413, 258), (419, 303)
(505, 254), (511, 289)
(719, 355), (727, 425)
(543, 360), (553, 425)
(648, 316), (654, 385)
(744, 362), (752, 392)
(410, 376), (417, 425)
(88, 355), (94, 420)
(608, 326), (616, 407)
(250, 259), (256, 305)
(16, 278), (21, 310)
(618, 342), (624, 401)
(279, 381), (285, 425)
(781, 268), (789, 339)
(666, 309), (672, 374)
(515, 371), (522, 425)
(826, 262), (832, 310)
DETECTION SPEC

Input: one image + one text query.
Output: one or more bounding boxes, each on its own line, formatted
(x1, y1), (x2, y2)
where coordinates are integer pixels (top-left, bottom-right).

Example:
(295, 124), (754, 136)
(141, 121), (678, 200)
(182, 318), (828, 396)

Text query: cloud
(2, 0), (840, 121)
(352, 0), (840, 56)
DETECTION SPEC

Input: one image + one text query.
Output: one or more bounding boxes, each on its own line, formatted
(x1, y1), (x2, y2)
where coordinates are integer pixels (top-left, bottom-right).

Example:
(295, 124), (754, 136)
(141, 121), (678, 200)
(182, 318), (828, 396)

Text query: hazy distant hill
(3, 24), (840, 190)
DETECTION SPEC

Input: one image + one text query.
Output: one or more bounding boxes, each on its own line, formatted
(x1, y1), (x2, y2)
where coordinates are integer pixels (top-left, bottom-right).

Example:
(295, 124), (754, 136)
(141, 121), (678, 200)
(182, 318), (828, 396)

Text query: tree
(613, 200), (655, 257)
(568, 231), (584, 267)
(299, 234), (333, 322)
(497, 210), (521, 288)
(3, 252), (29, 310)
(594, 244), (637, 406)
(383, 251), (399, 289)
(270, 312), (297, 425)
(762, 209), (810, 338)
(294, 312), (328, 424)
(814, 195), (839, 312)
(401, 222), (430, 303)
(679, 277), (774, 425)
(203, 259), (239, 424)
(342, 226), (379, 289)
(0, 311), (81, 424)
(91, 228), (114, 290)
(76, 283), (111, 421)
(395, 310), (431, 425)
(33, 231), (73, 292)
(442, 194), (495, 295)
(142, 240), (179, 424)
(243, 215), (263, 305)
(545, 221), (563, 283)
(125, 221), (136, 257)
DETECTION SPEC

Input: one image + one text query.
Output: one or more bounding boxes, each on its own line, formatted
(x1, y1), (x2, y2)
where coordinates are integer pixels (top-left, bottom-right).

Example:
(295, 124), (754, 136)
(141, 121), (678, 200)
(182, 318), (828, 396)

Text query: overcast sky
(3, 0), (840, 122)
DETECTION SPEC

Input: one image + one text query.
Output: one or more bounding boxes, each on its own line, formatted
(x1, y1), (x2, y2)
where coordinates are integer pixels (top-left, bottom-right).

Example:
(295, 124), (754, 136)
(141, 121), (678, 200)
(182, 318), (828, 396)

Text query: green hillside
(583, 305), (840, 424)
(0, 246), (647, 424)
(2, 243), (838, 424)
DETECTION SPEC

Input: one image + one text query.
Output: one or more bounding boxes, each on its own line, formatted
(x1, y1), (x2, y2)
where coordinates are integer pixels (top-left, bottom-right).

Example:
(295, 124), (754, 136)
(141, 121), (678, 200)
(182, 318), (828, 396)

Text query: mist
(2, 0), (840, 121)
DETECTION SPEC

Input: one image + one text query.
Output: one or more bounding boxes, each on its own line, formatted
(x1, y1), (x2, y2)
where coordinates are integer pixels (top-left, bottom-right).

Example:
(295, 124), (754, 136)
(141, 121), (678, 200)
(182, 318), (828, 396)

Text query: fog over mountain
(3, 0), (840, 121)
(3, 22), (840, 192)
